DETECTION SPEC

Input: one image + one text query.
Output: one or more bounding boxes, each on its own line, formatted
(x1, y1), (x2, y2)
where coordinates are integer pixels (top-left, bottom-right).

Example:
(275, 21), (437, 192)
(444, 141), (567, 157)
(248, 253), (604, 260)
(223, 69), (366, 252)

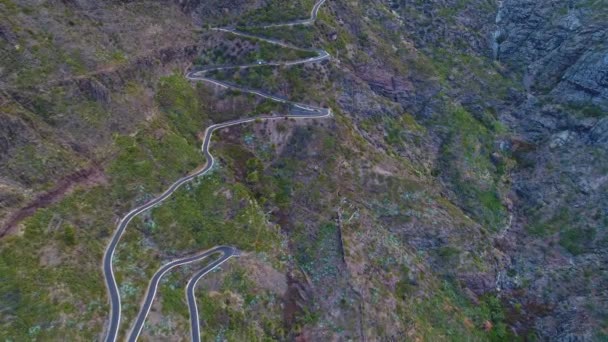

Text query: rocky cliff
(494, 0), (608, 339)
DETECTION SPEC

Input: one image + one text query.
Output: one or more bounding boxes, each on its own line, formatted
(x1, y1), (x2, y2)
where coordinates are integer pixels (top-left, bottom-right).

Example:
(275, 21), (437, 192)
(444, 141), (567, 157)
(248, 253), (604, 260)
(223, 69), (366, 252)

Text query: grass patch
(196, 265), (286, 341)
(404, 280), (520, 341)
(147, 172), (281, 253)
(198, 34), (316, 66)
(0, 186), (114, 341)
(438, 105), (507, 231)
(108, 122), (201, 201)
(236, 0), (316, 26)
(239, 25), (316, 48)
(294, 222), (342, 283)
(156, 74), (208, 141)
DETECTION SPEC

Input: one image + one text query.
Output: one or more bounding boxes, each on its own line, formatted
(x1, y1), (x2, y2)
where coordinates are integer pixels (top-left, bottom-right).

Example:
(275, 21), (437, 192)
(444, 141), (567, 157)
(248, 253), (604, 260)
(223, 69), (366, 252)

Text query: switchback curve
(102, 1), (331, 341)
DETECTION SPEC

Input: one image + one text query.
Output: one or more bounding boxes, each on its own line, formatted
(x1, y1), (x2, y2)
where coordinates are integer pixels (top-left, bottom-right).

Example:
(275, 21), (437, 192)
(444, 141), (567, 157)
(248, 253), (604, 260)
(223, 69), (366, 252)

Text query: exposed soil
(0, 164), (106, 238)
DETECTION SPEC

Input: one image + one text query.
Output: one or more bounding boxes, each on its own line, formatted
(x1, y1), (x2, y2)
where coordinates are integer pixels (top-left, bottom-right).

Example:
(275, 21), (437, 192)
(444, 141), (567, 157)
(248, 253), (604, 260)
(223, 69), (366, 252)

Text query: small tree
(63, 225), (76, 246)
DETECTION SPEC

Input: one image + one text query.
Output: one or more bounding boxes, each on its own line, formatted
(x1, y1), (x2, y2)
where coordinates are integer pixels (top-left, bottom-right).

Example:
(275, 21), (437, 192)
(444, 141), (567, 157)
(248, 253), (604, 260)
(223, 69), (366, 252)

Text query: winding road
(102, 0), (331, 341)
(127, 246), (238, 342)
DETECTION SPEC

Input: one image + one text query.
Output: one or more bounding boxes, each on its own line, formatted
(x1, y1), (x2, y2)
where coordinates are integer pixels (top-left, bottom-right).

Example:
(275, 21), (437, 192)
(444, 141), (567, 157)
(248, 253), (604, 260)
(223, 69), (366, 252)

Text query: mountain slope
(0, 0), (606, 340)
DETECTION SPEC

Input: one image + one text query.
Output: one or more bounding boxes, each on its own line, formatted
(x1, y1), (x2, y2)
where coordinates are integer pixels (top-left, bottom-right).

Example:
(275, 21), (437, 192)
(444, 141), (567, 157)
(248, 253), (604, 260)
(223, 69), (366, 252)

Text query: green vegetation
(62, 224), (77, 246)
(0, 188), (113, 341)
(156, 74), (208, 141)
(560, 228), (596, 255)
(239, 25), (316, 48)
(565, 102), (606, 118)
(218, 138), (306, 212)
(195, 265), (286, 341)
(395, 266), (417, 299)
(108, 73), (209, 200)
(144, 172), (280, 253)
(159, 273), (190, 317)
(0, 6), (127, 88)
(237, 0), (316, 26)
(360, 113), (427, 153)
(438, 105), (508, 231)
(251, 97), (285, 115)
(1, 1), (331, 340)
(208, 66), (274, 91)
(435, 0), (496, 23)
(208, 64), (326, 103)
(108, 74), (287, 331)
(7, 0), (596, 339)
(429, 48), (521, 103)
(437, 245), (461, 263)
(198, 34), (316, 67)
(6, 143), (81, 190)
(108, 125), (201, 201)
(526, 205), (599, 256)
(404, 280), (519, 341)
(0, 72), (216, 340)
(294, 222), (342, 283)
(367, 174), (426, 225)
(526, 208), (571, 237)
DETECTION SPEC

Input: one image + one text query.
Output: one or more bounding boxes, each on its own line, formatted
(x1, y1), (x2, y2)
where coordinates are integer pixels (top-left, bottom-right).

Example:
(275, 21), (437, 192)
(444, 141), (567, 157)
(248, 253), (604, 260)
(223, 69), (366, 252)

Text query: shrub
(559, 228), (596, 255)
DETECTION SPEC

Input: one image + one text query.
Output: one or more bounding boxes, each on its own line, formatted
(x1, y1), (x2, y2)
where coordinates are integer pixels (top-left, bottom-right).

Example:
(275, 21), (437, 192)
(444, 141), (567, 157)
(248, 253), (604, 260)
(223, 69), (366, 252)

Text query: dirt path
(0, 165), (105, 237)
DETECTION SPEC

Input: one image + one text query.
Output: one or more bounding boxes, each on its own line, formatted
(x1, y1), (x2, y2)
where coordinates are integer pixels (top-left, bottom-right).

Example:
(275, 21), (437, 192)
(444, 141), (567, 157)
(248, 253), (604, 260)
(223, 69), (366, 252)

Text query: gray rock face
(590, 117), (608, 146)
(555, 48), (608, 106)
(498, 0), (608, 107)
(494, 0), (608, 340)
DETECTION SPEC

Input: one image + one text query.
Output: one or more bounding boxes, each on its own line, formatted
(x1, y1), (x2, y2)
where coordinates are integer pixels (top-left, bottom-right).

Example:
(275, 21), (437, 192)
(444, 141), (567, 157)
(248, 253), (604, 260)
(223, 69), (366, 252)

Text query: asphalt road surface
(127, 246), (238, 342)
(102, 0), (331, 341)
(186, 249), (238, 342)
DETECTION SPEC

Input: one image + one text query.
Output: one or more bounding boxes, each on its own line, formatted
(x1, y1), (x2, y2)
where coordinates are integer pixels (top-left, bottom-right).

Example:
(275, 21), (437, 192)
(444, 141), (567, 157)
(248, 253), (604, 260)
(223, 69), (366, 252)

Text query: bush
(559, 228), (596, 255)
(62, 225), (76, 246)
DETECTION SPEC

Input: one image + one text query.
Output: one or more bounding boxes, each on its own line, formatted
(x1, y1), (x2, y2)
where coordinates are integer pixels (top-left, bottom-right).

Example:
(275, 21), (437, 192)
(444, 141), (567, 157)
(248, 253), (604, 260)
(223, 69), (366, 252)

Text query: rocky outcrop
(590, 117), (608, 146)
(332, 0), (608, 339)
(555, 48), (608, 106)
(494, 0), (608, 339)
(497, 0), (608, 107)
